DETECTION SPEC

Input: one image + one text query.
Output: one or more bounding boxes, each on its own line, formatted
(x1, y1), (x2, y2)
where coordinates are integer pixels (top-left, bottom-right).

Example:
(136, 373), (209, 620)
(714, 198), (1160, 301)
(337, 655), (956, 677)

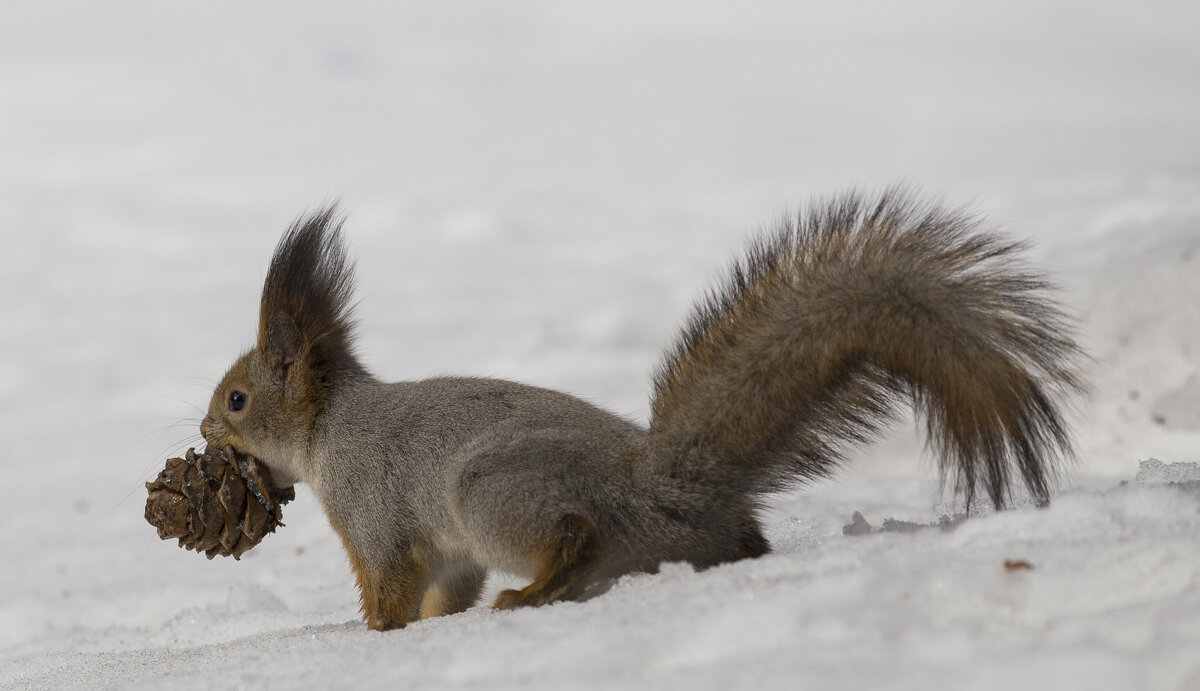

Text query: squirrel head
(201, 207), (365, 484)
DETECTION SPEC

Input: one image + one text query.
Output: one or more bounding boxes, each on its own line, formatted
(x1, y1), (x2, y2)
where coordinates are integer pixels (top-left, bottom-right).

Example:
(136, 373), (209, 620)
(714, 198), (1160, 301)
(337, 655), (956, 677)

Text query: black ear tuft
(258, 205), (364, 380)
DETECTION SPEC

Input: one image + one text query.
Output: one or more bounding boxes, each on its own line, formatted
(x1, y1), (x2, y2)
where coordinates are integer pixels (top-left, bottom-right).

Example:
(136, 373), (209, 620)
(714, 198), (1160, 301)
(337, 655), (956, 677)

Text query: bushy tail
(647, 189), (1087, 508)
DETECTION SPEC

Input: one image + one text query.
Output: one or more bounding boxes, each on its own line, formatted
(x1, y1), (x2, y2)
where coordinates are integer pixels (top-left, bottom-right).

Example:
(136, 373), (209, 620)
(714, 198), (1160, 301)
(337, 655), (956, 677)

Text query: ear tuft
(257, 205), (365, 384)
(264, 313), (301, 370)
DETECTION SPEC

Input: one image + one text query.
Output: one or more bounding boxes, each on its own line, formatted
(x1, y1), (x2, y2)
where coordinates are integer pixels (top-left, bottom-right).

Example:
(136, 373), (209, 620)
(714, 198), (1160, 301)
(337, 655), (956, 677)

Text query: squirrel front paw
(366, 615), (405, 631)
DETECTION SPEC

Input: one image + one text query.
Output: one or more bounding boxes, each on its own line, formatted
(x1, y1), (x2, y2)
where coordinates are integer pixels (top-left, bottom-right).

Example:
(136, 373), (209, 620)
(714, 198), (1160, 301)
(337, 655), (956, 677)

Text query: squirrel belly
(200, 189), (1086, 630)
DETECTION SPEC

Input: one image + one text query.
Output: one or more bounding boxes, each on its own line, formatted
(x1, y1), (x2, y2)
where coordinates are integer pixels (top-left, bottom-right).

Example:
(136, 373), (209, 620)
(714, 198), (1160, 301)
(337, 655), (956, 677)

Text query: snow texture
(2, 1), (1199, 689)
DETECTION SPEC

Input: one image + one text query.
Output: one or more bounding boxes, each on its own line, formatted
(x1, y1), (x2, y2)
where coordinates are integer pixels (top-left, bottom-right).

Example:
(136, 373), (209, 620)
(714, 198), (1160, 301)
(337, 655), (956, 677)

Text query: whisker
(174, 377), (218, 387)
(158, 396), (208, 416)
(128, 418), (204, 447)
(109, 432), (208, 518)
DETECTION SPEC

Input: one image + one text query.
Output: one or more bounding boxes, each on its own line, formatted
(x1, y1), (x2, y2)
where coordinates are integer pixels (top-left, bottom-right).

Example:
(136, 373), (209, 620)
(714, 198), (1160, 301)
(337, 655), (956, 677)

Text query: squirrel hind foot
(492, 513), (603, 610)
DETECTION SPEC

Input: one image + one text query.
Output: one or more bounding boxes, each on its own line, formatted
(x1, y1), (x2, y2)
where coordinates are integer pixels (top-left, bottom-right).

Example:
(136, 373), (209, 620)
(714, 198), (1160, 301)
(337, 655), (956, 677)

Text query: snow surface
(2, 1), (1199, 689)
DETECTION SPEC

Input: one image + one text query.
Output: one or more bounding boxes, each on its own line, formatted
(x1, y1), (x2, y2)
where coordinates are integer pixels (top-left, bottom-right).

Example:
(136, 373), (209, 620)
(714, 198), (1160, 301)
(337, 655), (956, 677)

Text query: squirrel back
(199, 189), (1087, 630)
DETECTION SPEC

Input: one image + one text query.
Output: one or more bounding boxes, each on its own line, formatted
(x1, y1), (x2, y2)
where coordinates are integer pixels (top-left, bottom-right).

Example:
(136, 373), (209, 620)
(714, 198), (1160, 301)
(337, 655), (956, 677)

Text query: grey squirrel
(199, 189), (1086, 630)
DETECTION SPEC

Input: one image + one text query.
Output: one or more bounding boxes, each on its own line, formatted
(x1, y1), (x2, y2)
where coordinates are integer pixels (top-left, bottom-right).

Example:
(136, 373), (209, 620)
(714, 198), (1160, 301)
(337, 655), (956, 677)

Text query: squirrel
(199, 189), (1086, 630)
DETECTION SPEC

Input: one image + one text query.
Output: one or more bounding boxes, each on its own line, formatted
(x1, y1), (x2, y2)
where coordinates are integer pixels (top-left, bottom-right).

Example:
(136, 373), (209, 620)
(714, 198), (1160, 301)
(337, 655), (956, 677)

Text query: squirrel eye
(228, 390), (248, 412)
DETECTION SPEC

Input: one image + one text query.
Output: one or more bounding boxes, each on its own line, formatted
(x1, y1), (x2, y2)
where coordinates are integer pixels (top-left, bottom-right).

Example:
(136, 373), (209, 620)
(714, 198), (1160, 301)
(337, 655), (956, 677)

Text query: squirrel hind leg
(492, 513), (603, 610)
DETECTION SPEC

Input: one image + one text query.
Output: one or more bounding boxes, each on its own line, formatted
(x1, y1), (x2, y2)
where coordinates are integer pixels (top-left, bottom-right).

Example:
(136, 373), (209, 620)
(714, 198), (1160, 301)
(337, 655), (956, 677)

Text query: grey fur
(201, 189), (1087, 625)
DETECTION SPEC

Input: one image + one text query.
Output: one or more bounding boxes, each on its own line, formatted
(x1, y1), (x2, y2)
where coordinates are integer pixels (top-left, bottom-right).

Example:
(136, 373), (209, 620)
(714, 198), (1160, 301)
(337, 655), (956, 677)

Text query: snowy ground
(2, 1), (1199, 689)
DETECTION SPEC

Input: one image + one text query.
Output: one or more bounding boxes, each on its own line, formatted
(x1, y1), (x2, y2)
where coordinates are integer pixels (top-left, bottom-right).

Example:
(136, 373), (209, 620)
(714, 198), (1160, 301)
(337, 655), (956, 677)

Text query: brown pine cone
(144, 447), (295, 559)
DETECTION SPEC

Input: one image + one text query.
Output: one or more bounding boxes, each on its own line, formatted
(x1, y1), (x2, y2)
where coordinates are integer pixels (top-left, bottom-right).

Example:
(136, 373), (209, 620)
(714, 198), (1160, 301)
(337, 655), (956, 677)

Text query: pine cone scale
(144, 447), (292, 560)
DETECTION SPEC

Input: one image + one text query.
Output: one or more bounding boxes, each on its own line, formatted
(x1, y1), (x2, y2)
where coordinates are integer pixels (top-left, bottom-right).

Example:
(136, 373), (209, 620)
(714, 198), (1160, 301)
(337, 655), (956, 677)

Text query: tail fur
(647, 189), (1086, 508)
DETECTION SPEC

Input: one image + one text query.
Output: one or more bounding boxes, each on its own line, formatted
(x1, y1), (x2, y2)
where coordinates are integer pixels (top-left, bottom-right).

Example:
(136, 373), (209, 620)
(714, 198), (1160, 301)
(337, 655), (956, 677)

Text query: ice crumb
(1133, 459), (1200, 485)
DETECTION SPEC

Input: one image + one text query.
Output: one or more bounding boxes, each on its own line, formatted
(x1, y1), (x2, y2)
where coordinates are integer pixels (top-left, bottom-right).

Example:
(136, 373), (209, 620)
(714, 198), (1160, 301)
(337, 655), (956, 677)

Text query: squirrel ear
(263, 313), (302, 373)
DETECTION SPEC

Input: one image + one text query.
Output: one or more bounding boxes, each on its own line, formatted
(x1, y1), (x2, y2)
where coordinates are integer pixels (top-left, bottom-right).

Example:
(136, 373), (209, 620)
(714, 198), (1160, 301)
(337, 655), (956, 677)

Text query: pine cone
(144, 447), (295, 559)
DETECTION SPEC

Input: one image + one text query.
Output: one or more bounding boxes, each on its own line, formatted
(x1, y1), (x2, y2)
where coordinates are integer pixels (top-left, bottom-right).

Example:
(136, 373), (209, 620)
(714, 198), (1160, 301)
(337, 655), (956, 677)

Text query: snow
(2, 1), (1199, 689)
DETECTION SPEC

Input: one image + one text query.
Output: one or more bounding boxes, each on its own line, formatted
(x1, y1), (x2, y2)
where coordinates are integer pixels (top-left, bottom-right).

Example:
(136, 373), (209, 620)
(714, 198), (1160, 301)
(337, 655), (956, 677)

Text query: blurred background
(1, 0), (1198, 667)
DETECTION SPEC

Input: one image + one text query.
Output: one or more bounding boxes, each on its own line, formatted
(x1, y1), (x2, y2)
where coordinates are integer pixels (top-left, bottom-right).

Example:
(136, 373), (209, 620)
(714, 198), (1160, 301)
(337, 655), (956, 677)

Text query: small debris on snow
(1132, 459), (1200, 490)
(842, 511), (966, 537)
